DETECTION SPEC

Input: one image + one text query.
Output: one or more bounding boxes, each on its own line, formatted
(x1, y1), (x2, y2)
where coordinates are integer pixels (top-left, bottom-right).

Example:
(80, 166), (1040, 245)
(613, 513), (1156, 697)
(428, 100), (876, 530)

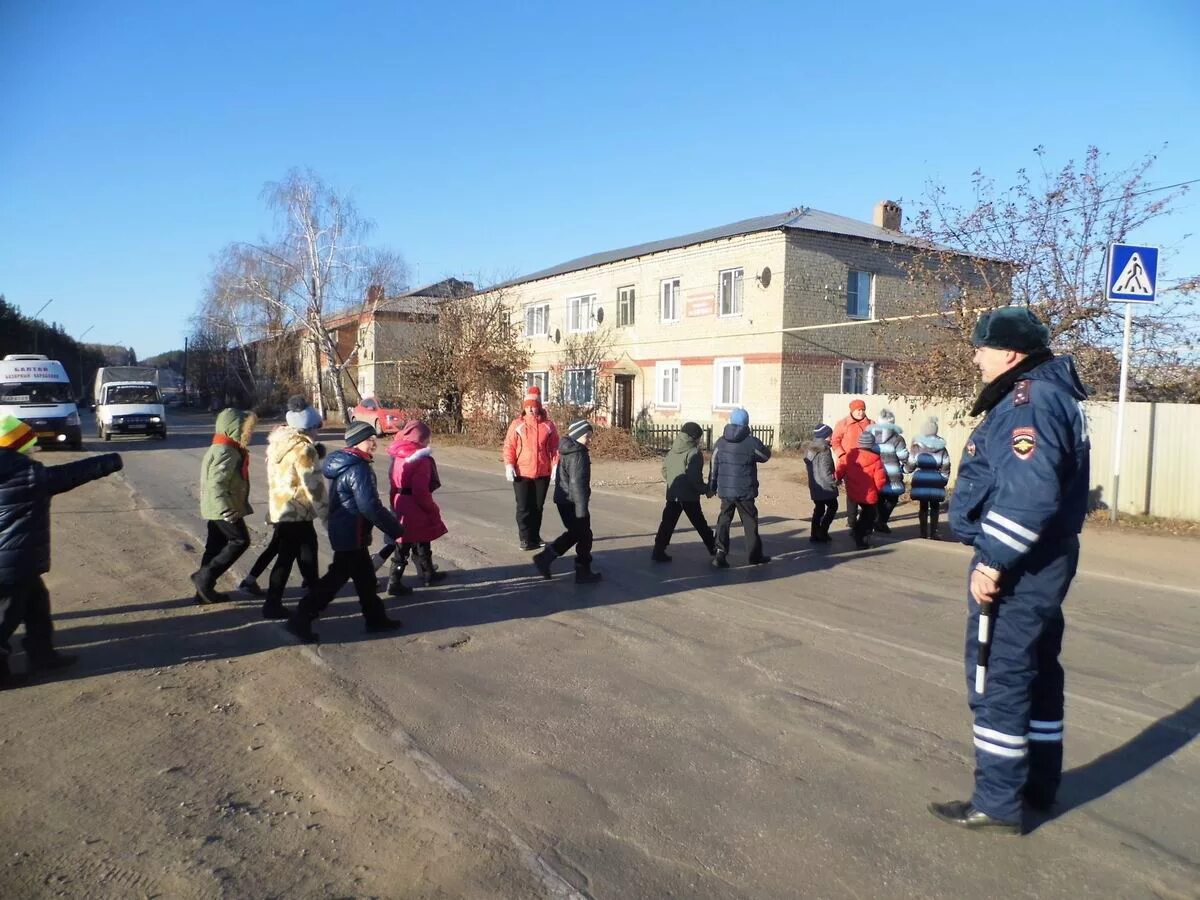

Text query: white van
(93, 367), (167, 440)
(0, 354), (83, 450)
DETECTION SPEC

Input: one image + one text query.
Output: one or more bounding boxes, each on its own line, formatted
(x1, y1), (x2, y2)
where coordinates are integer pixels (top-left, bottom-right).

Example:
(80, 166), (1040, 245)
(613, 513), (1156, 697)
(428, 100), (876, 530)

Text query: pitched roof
(494, 207), (957, 289)
(376, 277), (475, 314)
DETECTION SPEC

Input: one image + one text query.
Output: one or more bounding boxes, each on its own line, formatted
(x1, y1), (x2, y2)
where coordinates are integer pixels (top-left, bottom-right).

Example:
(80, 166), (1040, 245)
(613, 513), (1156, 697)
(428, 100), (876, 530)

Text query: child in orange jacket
(835, 430), (889, 550)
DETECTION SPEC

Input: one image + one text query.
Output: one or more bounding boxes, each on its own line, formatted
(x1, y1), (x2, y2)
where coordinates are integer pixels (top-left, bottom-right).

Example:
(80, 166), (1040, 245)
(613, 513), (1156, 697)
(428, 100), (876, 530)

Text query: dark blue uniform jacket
(323, 449), (403, 552)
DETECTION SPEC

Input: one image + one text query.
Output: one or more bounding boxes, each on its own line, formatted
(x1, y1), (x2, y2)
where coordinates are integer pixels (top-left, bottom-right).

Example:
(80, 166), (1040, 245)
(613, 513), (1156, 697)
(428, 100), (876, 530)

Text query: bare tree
(551, 327), (614, 419)
(883, 145), (1198, 401)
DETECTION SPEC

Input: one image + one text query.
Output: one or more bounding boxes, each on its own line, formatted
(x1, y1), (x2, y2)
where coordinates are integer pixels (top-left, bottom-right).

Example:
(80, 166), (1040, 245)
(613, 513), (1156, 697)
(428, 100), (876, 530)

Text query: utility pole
(31, 298), (54, 353)
(183, 336), (189, 406)
(77, 325), (94, 400)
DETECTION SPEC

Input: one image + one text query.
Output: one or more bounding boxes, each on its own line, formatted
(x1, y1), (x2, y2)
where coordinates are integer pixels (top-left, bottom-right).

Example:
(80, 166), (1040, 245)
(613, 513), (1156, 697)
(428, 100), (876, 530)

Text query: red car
(350, 397), (409, 435)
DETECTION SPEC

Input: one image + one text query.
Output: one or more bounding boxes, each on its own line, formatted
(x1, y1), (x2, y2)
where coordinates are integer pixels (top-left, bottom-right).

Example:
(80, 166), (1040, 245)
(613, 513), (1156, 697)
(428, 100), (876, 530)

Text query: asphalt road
(62, 410), (1200, 899)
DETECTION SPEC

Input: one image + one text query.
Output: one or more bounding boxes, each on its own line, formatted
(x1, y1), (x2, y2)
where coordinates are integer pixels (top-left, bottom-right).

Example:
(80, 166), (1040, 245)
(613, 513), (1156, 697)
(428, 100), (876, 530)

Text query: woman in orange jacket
(502, 386), (560, 550)
(834, 430), (889, 550)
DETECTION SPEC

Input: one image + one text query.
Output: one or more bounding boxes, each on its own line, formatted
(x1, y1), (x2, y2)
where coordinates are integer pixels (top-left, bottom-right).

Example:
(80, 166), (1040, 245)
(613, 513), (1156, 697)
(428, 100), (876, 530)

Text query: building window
(660, 278), (680, 323)
(568, 294), (596, 333)
(617, 286), (636, 327)
(719, 268), (744, 317)
(655, 360), (680, 408)
(841, 361), (876, 394)
(525, 371), (549, 395)
(713, 357), (743, 408)
(524, 303), (550, 338)
(564, 368), (596, 406)
(847, 270), (874, 319)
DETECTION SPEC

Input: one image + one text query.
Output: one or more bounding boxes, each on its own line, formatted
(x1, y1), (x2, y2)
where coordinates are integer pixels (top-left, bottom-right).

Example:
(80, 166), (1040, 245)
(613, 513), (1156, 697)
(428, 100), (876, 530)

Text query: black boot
(928, 800), (1020, 834)
(26, 649), (79, 676)
(261, 600), (289, 620)
(365, 614), (404, 634)
(575, 565), (603, 584)
(284, 614), (319, 644)
(416, 548), (447, 586)
(386, 558), (412, 596)
(532, 547), (557, 579)
(238, 576), (265, 597)
(929, 506), (942, 540)
(711, 553), (730, 569)
(650, 548), (672, 562)
(191, 570), (229, 605)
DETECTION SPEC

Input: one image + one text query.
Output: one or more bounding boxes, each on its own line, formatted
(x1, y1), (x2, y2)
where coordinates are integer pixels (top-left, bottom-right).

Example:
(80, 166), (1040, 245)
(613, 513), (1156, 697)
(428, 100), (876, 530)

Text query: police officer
(929, 307), (1091, 834)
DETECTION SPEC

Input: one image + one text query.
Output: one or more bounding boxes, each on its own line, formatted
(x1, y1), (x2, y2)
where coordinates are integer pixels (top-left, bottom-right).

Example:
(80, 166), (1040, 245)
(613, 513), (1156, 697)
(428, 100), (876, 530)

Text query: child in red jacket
(835, 431), (889, 549)
(386, 420), (448, 594)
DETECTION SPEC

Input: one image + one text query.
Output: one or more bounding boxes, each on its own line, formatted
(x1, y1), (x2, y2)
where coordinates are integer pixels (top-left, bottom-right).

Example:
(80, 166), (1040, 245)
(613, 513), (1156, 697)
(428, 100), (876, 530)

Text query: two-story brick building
(497, 202), (957, 444)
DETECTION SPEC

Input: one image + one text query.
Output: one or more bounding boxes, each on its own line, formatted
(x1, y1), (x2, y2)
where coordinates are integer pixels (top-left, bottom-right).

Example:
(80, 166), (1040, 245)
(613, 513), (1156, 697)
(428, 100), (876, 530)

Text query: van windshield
(0, 381), (74, 405)
(105, 385), (161, 404)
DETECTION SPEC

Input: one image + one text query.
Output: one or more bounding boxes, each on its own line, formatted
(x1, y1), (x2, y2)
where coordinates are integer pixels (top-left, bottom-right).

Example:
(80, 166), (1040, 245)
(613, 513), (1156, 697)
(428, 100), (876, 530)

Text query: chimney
(873, 200), (902, 232)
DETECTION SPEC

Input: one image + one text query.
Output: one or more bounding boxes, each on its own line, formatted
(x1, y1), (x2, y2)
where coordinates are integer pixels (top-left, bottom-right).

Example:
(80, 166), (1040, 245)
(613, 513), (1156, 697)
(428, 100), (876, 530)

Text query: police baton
(974, 600), (996, 695)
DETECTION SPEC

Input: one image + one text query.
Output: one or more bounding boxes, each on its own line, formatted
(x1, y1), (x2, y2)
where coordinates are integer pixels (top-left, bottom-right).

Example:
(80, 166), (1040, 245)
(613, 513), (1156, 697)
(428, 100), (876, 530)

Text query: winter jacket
(503, 411), (560, 478)
(708, 424), (771, 501)
(266, 425), (328, 523)
(832, 413), (873, 459)
(869, 422), (909, 497)
(200, 409), (256, 522)
(323, 448), (403, 552)
(906, 435), (951, 502)
(387, 440), (448, 544)
(662, 432), (706, 502)
(949, 354), (1091, 572)
(553, 436), (591, 518)
(835, 448), (888, 505)
(0, 450), (122, 586)
(804, 439), (838, 502)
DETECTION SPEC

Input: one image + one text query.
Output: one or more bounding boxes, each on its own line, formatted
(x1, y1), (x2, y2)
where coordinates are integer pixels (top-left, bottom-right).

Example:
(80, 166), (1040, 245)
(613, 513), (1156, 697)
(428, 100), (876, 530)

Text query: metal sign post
(1106, 243), (1159, 521)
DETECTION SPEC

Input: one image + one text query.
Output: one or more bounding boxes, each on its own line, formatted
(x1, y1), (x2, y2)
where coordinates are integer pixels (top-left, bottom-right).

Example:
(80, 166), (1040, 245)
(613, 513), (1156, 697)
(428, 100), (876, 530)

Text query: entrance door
(613, 375), (634, 430)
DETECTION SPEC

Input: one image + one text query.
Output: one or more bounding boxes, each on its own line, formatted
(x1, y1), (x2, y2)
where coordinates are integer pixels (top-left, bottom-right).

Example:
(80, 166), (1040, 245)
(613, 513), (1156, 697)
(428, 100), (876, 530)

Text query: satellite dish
(595, 306), (605, 324)
(758, 267), (772, 288)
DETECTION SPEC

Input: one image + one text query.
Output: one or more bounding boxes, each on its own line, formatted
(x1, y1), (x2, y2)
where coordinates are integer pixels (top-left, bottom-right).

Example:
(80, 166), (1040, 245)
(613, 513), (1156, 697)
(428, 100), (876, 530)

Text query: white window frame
(617, 285), (636, 327)
(525, 371), (549, 395)
(563, 367), (596, 406)
(524, 302), (550, 338)
(567, 294), (596, 334)
(841, 361), (876, 395)
(655, 360), (681, 408)
(718, 267), (744, 317)
(660, 278), (681, 323)
(712, 357), (743, 409)
(847, 270), (874, 320)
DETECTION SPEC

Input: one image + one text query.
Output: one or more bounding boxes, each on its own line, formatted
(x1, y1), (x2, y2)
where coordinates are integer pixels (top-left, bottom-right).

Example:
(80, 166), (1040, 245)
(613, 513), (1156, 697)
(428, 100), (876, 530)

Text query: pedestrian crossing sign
(1107, 243), (1158, 303)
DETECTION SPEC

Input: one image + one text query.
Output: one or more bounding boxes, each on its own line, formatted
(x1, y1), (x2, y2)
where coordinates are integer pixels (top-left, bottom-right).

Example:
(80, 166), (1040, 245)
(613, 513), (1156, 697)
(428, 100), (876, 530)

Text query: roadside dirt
(0, 467), (542, 899)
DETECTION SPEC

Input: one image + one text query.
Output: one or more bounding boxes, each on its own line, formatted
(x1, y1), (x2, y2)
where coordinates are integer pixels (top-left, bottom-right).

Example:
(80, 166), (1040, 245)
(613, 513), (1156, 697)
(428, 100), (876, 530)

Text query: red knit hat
(849, 399), (866, 411)
(523, 385), (542, 410)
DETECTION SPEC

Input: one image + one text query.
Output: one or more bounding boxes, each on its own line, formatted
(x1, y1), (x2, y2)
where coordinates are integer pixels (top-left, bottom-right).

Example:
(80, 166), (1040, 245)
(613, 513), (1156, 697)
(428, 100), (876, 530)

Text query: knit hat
(567, 419), (593, 440)
(398, 419), (431, 443)
(286, 406), (322, 432)
(345, 420), (376, 447)
(878, 408), (896, 424)
(920, 416), (939, 436)
(523, 385), (542, 410)
(680, 421), (703, 441)
(729, 408), (749, 427)
(0, 415), (36, 455)
(857, 431), (878, 450)
(971, 307), (1051, 353)
(287, 394), (308, 413)
(813, 423), (833, 441)
(849, 399), (867, 412)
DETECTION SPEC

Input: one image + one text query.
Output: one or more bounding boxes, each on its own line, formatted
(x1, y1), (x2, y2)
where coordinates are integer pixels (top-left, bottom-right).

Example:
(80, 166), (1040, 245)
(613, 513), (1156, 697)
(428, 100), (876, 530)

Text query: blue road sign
(1107, 243), (1158, 303)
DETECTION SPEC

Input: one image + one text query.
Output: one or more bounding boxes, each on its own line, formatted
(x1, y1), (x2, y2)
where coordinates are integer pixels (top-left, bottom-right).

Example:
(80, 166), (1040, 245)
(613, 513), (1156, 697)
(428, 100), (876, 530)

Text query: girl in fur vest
(386, 421), (448, 595)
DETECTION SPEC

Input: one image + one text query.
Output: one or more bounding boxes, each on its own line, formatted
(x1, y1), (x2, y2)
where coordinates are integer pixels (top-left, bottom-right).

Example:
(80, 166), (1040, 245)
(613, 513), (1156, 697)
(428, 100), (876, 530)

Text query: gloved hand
(505, 464), (516, 482)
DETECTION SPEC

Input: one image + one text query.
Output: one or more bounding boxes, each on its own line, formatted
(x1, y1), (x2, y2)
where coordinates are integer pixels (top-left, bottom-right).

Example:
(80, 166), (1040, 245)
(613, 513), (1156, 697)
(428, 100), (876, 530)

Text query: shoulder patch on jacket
(1014, 380), (1032, 406)
(1012, 427), (1036, 460)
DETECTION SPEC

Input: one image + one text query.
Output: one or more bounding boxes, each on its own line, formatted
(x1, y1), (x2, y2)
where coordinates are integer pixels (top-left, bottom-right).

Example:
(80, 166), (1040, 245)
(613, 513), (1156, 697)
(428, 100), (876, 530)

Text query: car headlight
(66, 411), (81, 426)
(149, 416), (161, 423)
(113, 416), (124, 424)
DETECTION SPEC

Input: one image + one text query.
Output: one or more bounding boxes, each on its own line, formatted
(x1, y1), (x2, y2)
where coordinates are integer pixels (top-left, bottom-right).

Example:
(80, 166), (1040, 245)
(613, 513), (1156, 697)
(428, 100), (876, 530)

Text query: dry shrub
(588, 426), (657, 461)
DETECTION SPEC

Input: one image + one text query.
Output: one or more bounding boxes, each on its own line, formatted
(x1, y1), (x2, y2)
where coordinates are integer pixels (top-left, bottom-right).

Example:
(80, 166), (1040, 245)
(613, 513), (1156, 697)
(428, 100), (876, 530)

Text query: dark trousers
(394, 541), (436, 582)
(852, 503), (877, 543)
(811, 499), (838, 534)
(198, 519), (250, 584)
(248, 524), (283, 580)
(267, 521), (321, 605)
(513, 476), (551, 544)
(653, 500), (716, 553)
(965, 540), (1078, 821)
(0, 577), (54, 663)
(918, 500), (941, 534)
(550, 503), (593, 568)
(877, 494), (899, 526)
(297, 548), (387, 623)
(714, 498), (764, 561)
(846, 498), (859, 530)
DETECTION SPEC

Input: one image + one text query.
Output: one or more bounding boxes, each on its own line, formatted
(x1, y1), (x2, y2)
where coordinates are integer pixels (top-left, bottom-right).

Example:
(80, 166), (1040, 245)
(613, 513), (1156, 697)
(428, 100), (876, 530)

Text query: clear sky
(2, 0), (1198, 357)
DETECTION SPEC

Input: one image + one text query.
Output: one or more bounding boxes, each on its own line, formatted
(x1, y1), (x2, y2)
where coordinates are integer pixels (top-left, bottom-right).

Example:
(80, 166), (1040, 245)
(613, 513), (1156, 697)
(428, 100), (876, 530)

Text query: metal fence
(632, 424), (775, 453)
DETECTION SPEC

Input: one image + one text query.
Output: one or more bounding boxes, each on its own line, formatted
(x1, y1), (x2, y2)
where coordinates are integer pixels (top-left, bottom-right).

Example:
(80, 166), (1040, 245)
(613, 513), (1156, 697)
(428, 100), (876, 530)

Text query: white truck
(93, 366), (167, 441)
(0, 354), (83, 449)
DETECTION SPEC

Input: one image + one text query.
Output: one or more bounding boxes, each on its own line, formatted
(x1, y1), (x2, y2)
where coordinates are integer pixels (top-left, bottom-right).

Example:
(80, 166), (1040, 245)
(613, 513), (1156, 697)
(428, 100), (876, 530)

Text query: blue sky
(1, 0), (1197, 357)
